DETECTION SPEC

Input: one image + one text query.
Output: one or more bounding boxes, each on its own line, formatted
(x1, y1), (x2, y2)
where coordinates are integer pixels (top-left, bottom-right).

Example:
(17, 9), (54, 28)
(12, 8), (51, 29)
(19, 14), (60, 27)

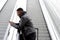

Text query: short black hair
(17, 8), (23, 11)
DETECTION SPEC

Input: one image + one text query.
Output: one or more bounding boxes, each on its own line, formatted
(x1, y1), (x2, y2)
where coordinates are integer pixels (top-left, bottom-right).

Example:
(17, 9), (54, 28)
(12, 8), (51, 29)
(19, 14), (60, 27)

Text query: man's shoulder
(21, 15), (30, 20)
(21, 14), (31, 21)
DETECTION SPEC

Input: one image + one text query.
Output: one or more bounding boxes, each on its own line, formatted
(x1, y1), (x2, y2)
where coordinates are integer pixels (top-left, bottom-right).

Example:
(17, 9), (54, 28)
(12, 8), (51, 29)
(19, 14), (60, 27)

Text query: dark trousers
(19, 32), (36, 40)
(19, 34), (24, 40)
(25, 32), (36, 40)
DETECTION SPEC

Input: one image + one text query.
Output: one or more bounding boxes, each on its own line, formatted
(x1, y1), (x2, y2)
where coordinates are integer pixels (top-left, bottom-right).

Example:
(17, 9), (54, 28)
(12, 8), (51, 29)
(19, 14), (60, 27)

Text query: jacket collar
(19, 11), (26, 18)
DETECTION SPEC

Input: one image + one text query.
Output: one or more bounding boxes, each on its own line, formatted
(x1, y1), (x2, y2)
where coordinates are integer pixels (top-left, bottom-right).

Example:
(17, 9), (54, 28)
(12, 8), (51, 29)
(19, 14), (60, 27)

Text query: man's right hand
(9, 21), (15, 26)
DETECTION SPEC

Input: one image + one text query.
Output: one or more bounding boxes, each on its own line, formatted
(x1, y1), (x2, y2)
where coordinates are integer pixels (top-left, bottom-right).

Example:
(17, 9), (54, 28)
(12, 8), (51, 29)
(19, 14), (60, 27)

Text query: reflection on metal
(35, 28), (39, 40)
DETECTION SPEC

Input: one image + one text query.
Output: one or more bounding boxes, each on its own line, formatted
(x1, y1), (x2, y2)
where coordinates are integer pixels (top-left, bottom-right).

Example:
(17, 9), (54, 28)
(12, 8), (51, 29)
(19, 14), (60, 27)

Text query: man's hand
(9, 21), (15, 26)
(9, 21), (19, 29)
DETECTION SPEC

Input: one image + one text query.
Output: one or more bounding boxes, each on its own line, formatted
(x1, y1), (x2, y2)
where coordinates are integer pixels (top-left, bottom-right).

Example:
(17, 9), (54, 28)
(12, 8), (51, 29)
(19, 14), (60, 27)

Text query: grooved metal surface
(0, 0), (16, 40)
(27, 0), (51, 40)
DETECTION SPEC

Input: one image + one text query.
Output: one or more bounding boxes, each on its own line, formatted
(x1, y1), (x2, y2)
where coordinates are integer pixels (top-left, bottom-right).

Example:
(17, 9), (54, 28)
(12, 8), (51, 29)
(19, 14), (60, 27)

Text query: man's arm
(12, 23), (19, 29)
(9, 21), (19, 29)
(15, 23), (19, 25)
(9, 17), (30, 29)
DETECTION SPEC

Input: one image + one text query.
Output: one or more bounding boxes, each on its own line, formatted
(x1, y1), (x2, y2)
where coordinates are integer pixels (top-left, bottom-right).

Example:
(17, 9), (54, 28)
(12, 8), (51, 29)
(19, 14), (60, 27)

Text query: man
(9, 8), (36, 40)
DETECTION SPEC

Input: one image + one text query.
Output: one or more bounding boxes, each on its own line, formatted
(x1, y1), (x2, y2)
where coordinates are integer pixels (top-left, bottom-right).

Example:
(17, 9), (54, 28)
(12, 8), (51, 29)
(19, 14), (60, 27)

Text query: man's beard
(18, 14), (22, 18)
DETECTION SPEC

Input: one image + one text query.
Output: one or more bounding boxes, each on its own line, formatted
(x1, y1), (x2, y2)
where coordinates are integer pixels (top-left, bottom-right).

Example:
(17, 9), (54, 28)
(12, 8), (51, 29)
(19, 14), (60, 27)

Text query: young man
(9, 8), (36, 40)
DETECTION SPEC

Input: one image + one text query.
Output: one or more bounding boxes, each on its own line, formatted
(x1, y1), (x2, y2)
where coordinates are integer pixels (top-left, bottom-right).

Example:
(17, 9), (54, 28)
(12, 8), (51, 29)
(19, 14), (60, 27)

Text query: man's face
(17, 10), (23, 17)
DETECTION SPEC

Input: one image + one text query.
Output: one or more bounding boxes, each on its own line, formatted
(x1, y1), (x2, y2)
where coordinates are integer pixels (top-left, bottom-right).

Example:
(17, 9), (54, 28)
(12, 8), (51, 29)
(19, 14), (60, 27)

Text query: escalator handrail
(4, 0), (27, 40)
(3, 7), (16, 40)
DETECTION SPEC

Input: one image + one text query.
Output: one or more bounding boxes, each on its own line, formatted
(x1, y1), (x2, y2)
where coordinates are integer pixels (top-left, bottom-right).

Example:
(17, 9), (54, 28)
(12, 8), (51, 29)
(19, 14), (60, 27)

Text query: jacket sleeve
(11, 23), (19, 29)
(19, 17), (30, 29)
(11, 17), (30, 29)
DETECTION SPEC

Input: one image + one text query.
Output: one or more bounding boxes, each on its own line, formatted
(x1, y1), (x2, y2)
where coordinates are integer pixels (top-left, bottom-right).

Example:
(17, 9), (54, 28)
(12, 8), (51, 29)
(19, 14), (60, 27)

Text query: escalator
(0, 0), (16, 40)
(0, 0), (54, 40)
(27, 0), (51, 40)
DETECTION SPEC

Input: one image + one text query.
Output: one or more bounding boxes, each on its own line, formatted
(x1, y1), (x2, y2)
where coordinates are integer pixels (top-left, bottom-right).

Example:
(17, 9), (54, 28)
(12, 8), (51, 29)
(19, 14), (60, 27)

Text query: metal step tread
(27, 0), (51, 40)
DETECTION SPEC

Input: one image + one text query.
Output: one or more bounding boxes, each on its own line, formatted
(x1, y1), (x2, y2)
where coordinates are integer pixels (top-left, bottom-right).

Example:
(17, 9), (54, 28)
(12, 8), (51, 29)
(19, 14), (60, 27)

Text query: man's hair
(17, 8), (23, 11)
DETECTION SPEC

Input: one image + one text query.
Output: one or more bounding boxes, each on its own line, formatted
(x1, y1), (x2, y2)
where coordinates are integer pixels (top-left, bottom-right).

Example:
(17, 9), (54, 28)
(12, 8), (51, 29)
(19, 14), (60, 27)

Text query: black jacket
(11, 12), (35, 36)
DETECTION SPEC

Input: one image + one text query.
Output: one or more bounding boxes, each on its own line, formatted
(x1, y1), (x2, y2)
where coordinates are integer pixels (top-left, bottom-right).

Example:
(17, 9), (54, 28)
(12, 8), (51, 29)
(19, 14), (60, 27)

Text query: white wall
(49, 0), (60, 17)
(39, 0), (60, 40)
(43, 0), (60, 40)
